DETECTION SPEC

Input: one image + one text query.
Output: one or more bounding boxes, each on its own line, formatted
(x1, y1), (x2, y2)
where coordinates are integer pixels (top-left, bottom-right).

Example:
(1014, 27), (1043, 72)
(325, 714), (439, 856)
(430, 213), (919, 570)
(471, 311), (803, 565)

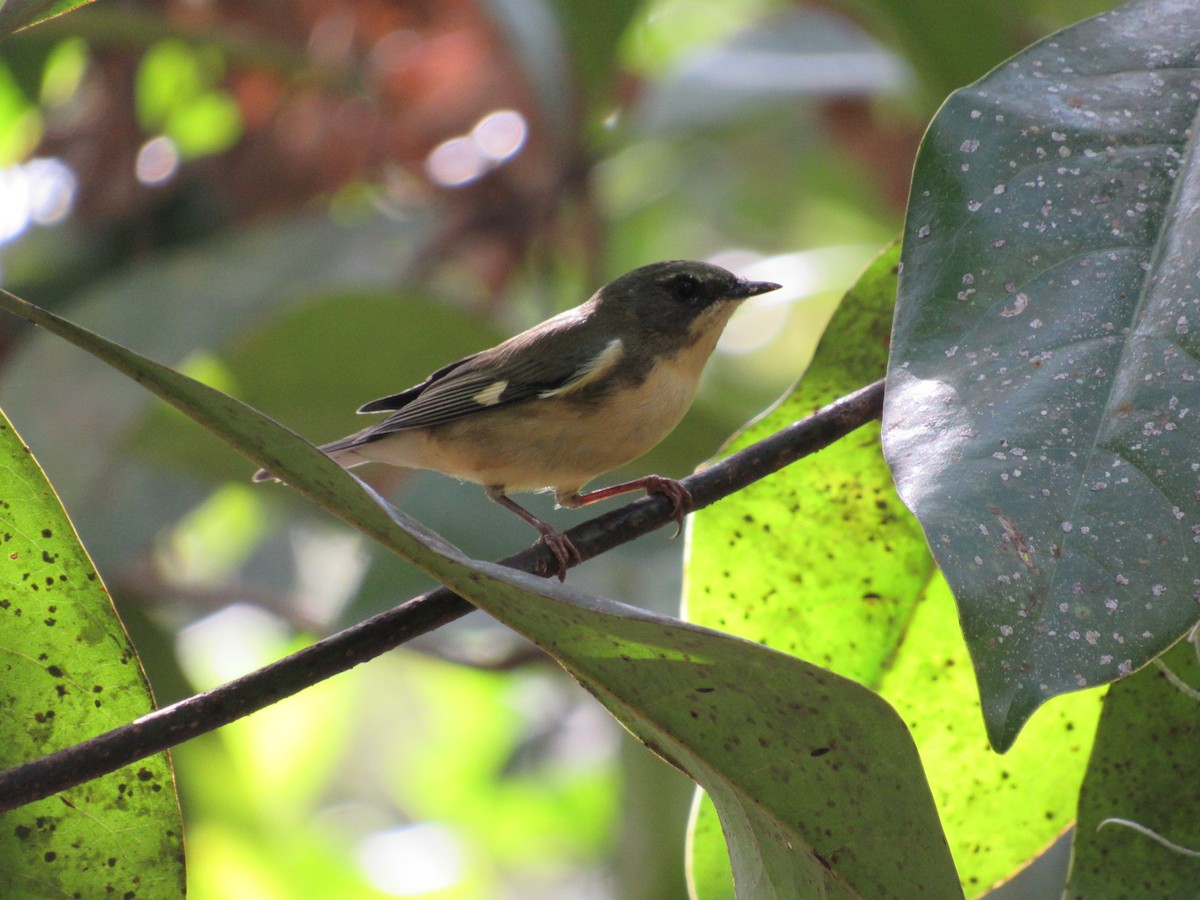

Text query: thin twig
(0, 378), (885, 812)
(1097, 818), (1200, 857)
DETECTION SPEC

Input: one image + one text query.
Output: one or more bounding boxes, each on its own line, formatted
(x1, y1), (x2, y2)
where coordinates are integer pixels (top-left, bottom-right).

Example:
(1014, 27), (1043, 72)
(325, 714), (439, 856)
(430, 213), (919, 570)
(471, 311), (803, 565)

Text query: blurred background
(0, 0), (1113, 896)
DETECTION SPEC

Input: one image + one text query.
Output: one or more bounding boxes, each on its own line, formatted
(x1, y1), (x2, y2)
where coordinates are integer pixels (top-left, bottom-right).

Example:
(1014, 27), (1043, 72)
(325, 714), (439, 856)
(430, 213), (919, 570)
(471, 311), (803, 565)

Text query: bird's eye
(669, 273), (700, 301)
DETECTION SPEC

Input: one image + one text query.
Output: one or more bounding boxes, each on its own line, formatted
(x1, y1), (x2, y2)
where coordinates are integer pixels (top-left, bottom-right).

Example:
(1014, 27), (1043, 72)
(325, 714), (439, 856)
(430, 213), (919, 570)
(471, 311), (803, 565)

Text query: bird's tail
(251, 430), (373, 483)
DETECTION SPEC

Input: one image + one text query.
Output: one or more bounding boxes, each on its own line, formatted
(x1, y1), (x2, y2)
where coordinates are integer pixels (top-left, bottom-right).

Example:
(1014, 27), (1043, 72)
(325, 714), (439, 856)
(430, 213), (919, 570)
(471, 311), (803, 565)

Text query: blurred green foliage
(136, 40), (241, 158)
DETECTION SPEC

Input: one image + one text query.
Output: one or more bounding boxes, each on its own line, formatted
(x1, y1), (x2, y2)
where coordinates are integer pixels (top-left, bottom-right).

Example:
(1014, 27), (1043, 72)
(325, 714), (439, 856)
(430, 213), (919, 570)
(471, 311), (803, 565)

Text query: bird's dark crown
(597, 260), (746, 313)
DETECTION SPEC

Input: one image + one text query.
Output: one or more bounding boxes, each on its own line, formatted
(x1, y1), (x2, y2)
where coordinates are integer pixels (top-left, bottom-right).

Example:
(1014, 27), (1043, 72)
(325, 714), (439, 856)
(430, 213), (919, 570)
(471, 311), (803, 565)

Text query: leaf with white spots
(884, 0), (1200, 751)
(0, 410), (184, 897)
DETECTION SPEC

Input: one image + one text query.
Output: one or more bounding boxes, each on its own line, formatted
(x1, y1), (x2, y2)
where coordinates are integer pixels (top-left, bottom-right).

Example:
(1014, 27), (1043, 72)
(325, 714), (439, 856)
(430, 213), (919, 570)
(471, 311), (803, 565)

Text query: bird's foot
(539, 528), (583, 582)
(488, 487), (582, 580)
(637, 475), (693, 538)
(561, 475), (694, 538)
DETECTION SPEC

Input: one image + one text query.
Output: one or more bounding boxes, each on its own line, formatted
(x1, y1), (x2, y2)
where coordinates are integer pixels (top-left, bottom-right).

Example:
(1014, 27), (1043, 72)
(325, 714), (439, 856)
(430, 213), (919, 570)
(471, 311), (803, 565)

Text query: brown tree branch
(0, 378), (885, 813)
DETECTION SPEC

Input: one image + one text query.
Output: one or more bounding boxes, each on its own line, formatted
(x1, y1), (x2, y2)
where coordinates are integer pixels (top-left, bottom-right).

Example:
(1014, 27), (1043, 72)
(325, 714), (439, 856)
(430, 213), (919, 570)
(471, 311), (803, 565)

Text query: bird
(254, 260), (781, 579)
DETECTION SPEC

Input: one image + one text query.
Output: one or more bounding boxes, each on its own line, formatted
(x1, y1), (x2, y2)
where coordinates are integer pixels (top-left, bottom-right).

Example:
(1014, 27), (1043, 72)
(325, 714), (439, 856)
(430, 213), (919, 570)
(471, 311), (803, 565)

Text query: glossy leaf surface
(885, 0), (1200, 749)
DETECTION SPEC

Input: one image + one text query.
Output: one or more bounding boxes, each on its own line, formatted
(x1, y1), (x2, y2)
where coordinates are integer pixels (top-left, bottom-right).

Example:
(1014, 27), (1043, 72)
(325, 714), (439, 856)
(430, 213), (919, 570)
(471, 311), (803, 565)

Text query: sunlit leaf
(135, 38), (241, 157)
(0, 62), (41, 165)
(688, 245), (1103, 896)
(687, 244), (922, 708)
(38, 36), (87, 105)
(877, 575), (1101, 896)
(685, 246), (953, 895)
(166, 89), (241, 157)
(0, 285), (961, 898)
(136, 40), (202, 129)
(687, 793), (734, 900)
(1067, 637), (1200, 894)
(0, 409), (184, 898)
(884, 0), (1200, 751)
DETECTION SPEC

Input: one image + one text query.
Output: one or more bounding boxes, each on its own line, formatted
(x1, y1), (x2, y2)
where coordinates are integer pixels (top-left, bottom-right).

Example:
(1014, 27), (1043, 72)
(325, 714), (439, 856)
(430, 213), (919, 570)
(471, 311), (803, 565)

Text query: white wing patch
(539, 338), (624, 399)
(472, 380), (509, 406)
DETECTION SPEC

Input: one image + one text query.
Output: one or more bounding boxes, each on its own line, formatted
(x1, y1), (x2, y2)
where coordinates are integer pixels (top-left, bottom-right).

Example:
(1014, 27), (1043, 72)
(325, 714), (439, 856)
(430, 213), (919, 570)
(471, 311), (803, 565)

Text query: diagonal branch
(0, 378), (884, 813)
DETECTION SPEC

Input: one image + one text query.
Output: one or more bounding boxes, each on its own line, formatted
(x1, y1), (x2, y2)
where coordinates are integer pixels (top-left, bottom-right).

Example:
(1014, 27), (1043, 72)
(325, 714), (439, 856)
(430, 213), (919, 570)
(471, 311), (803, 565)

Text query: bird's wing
(355, 312), (626, 439)
(356, 354), (480, 414)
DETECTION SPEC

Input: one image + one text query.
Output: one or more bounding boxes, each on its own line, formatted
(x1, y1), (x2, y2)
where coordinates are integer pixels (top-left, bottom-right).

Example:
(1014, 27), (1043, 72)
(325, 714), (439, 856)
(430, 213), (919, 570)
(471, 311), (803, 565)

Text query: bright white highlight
(357, 824), (464, 895)
(471, 109), (527, 162)
(0, 157), (77, 245)
(425, 108), (528, 187)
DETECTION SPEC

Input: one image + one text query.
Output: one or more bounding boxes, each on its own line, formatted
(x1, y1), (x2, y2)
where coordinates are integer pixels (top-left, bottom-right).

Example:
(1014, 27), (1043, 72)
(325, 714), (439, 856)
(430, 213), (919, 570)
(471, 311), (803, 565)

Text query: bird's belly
(358, 367), (698, 493)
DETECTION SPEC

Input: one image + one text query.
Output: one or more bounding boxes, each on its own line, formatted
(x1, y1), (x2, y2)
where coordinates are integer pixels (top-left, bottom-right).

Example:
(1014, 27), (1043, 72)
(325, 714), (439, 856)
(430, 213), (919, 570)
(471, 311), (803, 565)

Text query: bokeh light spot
(425, 135), (485, 187)
(0, 156), (77, 245)
(136, 135), (181, 185)
(357, 824), (464, 896)
(471, 109), (527, 162)
(425, 109), (528, 188)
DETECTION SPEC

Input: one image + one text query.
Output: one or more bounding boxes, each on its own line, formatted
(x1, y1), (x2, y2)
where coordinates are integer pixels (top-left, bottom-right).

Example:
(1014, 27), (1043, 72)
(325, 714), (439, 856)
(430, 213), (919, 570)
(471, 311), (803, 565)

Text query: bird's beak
(731, 278), (782, 300)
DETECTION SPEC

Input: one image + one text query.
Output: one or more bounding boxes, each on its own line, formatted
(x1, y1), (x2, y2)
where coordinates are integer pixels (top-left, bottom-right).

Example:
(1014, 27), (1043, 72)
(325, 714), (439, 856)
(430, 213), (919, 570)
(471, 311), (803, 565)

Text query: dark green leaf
(0, 409), (183, 898)
(1067, 637), (1200, 895)
(885, 0), (1200, 750)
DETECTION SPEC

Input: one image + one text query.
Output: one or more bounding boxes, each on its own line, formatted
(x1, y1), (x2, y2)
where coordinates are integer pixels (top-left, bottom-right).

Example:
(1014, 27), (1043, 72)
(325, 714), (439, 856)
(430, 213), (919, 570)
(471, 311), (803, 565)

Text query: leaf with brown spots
(0, 410), (183, 897)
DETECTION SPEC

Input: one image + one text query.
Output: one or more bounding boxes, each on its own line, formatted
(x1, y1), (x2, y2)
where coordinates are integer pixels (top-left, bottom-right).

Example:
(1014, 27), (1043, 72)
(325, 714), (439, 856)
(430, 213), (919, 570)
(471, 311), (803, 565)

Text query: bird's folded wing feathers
(356, 354), (479, 413)
(356, 319), (626, 439)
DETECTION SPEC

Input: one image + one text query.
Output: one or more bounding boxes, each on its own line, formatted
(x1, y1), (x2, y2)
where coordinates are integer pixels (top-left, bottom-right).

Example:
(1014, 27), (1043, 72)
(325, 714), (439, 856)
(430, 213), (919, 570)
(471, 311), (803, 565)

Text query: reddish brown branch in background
(0, 378), (885, 813)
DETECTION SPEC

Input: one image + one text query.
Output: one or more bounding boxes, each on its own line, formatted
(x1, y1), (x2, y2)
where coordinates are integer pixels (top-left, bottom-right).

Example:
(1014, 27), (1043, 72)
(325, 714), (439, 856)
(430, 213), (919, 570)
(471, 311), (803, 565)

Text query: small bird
(255, 260), (780, 578)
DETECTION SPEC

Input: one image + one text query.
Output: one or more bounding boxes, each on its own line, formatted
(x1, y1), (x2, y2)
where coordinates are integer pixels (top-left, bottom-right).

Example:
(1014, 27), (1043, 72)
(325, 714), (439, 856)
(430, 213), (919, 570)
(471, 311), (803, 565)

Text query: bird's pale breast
(354, 336), (720, 495)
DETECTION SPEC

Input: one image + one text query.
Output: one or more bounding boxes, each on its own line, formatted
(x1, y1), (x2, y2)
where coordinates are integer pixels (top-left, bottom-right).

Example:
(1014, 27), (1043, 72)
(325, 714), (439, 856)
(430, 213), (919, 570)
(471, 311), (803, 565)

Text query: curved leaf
(0, 287), (961, 898)
(884, 0), (1200, 750)
(688, 245), (926, 688)
(688, 245), (1101, 895)
(0, 409), (183, 898)
(1067, 636), (1200, 894)
(0, 214), (429, 571)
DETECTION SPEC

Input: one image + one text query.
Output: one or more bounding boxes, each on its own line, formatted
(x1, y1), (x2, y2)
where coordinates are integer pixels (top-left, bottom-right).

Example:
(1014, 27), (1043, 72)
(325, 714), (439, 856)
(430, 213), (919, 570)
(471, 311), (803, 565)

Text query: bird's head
(593, 260), (781, 348)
